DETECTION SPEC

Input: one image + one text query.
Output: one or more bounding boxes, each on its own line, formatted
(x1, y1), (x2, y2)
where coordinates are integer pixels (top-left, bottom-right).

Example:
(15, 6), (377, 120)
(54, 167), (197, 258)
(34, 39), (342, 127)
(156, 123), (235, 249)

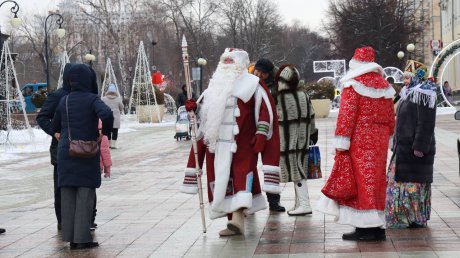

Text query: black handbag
(66, 96), (99, 158)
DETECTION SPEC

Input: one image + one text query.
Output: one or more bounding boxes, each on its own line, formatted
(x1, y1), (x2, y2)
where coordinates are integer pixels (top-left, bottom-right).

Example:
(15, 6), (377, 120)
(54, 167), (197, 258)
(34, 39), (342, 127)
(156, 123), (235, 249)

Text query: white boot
(287, 179), (312, 216)
(227, 209), (244, 235)
(109, 140), (113, 149)
(111, 140), (118, 149)
(288, 183), (299, 212)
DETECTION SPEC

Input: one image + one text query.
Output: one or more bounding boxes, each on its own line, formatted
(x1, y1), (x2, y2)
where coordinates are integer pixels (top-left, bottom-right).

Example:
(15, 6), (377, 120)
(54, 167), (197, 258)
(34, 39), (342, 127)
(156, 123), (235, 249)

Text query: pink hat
(351, 46), (375, 63)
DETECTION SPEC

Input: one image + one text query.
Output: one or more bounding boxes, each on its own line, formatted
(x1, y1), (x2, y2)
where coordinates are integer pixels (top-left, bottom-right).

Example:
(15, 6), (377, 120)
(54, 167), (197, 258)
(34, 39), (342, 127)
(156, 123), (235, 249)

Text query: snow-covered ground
(0, 116), (175, 160)
(0, 128), (51, 156)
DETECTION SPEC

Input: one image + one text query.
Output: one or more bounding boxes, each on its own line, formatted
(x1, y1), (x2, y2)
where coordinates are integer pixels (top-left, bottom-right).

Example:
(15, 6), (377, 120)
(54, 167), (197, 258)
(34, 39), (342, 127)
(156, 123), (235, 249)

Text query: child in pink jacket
(99, 120), (111, 178)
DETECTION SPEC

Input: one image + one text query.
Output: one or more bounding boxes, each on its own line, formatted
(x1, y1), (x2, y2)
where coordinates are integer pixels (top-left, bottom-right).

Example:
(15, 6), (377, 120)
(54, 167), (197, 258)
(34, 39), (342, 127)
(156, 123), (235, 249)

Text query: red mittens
(185, 99), (197, 112)
(251, 134), (267, 153)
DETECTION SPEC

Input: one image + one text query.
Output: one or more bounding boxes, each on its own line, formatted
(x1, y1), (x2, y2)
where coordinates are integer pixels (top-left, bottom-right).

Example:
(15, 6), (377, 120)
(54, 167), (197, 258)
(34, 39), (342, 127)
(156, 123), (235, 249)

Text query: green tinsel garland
(433, 44), (460, 79)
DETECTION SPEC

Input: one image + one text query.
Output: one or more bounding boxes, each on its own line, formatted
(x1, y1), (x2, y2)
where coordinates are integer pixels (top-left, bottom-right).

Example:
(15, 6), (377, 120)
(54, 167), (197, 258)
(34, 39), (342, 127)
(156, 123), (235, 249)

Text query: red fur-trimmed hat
(351, 46), (375, 63)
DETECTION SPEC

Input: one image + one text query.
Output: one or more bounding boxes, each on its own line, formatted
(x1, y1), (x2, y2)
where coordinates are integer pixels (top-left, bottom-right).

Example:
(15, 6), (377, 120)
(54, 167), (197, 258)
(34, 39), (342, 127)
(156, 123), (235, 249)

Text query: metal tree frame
(0, 40), (32, 144)
(44, 13), (64, 93)
(128, 41), (161, 123)
(101, 58), (120, 96)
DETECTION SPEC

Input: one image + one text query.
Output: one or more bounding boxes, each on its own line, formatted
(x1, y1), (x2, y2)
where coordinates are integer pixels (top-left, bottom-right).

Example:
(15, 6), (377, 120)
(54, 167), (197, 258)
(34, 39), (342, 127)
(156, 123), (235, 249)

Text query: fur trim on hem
(243, 194), (267, 215)
(316, 194), (386, 228)
(334, 136), (350, 150)
(262, 184), (282, 194)
(342, 79), (395, 99)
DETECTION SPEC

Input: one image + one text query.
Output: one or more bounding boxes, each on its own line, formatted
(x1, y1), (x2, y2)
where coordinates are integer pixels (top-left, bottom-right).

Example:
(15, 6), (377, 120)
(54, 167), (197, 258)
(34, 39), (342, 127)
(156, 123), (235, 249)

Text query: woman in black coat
(385, 61), (437, 229)
(52, 64), (113, 249)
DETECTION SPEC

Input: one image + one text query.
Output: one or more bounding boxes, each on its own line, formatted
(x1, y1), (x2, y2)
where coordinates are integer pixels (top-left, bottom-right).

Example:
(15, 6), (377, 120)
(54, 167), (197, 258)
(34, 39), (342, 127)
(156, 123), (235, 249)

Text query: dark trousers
(266, 192), (281, 207)
(61, 187), (95, 243)
(53, 165), (61, 224)
(108, 128), (119, 140)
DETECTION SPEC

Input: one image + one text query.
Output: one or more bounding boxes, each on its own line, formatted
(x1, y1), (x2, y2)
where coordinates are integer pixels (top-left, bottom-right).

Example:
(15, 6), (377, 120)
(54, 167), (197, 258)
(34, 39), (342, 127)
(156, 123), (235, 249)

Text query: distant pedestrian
(253, 58), (285, 212)
(176, 84), (196, 108)
(52, 64), (113, 250)
(385, 61), (437, 229)
(36, 63), (73, 231)
(317, 46), (395, 241)
(274, 64), (318, 216)
(102, 83), (124, 149)
(442, 81), (453, 104)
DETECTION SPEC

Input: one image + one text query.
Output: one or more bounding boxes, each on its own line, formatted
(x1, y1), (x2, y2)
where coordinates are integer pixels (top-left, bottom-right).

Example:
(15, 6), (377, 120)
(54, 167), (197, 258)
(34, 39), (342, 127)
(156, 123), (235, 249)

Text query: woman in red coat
(317, 46), (395, 241)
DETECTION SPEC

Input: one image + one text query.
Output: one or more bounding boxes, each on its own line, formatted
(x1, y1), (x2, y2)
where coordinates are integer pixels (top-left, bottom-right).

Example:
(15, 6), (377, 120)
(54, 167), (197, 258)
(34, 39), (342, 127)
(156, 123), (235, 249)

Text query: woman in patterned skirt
(385, 60), (437, 228)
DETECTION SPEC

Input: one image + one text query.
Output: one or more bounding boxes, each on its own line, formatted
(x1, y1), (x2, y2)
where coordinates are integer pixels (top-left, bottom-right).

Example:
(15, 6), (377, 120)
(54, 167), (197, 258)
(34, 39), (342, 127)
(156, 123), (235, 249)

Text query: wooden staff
(181, 35), (206, 233)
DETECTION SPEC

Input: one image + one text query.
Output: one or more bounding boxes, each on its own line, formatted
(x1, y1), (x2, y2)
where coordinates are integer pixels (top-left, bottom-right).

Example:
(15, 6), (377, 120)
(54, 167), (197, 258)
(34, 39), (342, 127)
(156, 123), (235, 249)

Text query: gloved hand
(104, 166), (111, 178)
(185, 99), (197, 112)
(251, 134), (267, 153)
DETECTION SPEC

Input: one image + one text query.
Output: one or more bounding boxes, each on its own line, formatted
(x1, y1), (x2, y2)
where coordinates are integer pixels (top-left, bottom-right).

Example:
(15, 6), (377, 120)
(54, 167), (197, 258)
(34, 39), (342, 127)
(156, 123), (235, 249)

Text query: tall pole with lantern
(182, 35), (206, 233)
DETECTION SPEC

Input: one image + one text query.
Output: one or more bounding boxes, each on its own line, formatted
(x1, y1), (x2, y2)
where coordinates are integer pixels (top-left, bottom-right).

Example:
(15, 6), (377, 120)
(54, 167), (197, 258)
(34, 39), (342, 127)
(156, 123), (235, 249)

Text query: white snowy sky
(0, 0), (329, 32)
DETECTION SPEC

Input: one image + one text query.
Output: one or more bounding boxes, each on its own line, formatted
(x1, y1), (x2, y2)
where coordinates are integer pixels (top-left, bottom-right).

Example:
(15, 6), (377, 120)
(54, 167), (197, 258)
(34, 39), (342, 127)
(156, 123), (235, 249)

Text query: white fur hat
(219, 48), (250, 69)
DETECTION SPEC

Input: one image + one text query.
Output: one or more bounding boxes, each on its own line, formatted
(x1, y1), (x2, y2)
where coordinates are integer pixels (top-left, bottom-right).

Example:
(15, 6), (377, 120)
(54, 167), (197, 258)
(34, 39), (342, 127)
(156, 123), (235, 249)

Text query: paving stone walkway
(1, 115), (460, 257)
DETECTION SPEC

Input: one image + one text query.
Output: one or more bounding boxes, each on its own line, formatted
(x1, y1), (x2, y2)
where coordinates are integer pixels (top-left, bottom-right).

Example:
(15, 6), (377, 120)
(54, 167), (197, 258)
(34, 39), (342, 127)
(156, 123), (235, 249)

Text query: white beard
(200, 63), (244, 152)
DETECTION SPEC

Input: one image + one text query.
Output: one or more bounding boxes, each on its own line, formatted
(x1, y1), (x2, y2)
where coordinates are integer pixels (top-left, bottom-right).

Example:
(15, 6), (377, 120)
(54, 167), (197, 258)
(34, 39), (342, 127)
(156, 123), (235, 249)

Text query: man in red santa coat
(317, 46), (395, 241)
(181, 48), (281, 237)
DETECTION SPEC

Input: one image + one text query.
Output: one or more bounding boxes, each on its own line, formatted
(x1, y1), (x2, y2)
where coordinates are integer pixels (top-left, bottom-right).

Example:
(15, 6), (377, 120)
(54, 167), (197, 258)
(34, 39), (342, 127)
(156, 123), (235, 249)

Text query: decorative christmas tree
(56, 50), (70, 89)
(101, 58), (120, 96)
(0, 40), (33, 144)
(128, 41), (162, 123)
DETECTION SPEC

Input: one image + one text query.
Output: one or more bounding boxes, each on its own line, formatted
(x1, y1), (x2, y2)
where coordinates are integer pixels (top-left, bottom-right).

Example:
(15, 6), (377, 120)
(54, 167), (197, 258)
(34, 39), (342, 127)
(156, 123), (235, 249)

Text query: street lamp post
(84, 50), (96, 68)
(197, 57), (207, 96)
(0, 1), (21, 55)
(406, 43), (415, 60)
(44, 13), (65, 92)
(146, 31), (157, 71)
(397, 51), (405, 70)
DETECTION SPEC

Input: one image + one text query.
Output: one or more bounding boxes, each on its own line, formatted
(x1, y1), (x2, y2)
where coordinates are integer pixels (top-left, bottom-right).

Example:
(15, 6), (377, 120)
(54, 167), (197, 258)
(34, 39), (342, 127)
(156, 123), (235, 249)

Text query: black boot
(342, 227), (386, 241)
(0, 228), (5, 234)
(267, 193), (285, 212)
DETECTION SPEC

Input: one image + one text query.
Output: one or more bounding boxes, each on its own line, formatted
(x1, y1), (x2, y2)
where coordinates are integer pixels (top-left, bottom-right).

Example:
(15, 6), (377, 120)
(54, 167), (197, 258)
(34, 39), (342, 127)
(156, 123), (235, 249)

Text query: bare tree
(326, 0), (423, 67)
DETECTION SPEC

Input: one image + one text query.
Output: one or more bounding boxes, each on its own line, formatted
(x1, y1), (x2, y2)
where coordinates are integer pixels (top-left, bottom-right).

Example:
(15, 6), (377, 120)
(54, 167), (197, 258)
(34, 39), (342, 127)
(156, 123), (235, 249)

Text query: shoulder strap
(66, 95), (72, 141)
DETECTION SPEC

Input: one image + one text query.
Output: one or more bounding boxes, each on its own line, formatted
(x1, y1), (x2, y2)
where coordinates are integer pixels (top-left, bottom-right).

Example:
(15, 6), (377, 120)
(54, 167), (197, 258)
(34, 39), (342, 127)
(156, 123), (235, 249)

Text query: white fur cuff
(180, 185), (198, 194)
(334, 136), (350, 150)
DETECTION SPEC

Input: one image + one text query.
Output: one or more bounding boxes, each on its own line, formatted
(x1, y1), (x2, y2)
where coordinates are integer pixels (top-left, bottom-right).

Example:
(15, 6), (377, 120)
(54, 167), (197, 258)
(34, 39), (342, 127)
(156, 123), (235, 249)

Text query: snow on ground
(119, 114), (175, 134)
(0, 128), (51, 156)
(0, 115), (175, 157)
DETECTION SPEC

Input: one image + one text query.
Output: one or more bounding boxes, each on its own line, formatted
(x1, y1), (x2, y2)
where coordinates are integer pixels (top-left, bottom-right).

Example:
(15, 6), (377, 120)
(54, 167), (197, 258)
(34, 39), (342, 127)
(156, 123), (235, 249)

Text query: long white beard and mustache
(200, 63), (244, 152)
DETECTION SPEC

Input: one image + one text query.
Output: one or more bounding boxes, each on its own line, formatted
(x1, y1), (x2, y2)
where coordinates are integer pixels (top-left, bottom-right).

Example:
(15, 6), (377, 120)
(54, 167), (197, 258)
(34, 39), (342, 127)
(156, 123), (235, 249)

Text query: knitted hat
(254, 58), (274, 73)
(107, 83), (117, 93)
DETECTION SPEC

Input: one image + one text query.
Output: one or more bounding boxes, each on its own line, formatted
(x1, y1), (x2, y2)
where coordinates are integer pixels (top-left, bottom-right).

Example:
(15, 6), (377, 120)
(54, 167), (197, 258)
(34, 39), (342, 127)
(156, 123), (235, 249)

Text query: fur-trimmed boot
(226, 209), (244, 235)
(287, 179), (312, 216)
